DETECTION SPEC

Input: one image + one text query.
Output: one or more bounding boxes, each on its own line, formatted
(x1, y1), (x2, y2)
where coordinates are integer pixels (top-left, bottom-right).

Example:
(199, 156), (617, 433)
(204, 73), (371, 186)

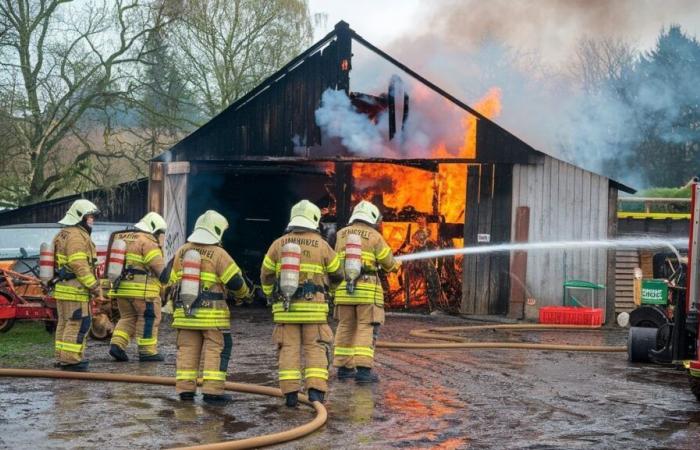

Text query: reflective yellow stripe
(176, 370), (199, 380)
(200, 272), (218, 283)
(143, 249), (162, 264)
(126, 252), (145, 264)
(220, 263), (240, 284)
(53, 283), (90, 302)
(326, 255), (340, 273)
(272, 312), (328, 323)
(172, 308), (230, 329)
(137, 337), (157, 346)
(169, 270), (180, 284)
(76, 273), (97, 287)
(334, 281), (384, 305)
(333, 346), (355, 356)
(56, 253), (68, 264)
(263, 255), (276, 271)
(55, 341), (84, 353)
(262, 284), (274, 296)
(377, 246), (391, 260)
(279, 369), (302, 381)
(109, 281), (161, 299)
(113, 330), (130, 341)
(271, 303), (329, 313)
(304, 368), (329, 380)
(354, 346), (375, 358)
(67, 252), (89, 263)
(272, 262), (324, 275)
(202, 370), (227, 381)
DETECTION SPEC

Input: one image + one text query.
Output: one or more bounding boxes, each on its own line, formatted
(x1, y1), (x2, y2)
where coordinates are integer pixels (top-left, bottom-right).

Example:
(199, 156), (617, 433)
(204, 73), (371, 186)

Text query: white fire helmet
(134, 212), (167, 235)
(58, 199), (100, 226)
(287, 200), (321, 230)
(349, 200), (381, 225)
(188, 210), (228, 244)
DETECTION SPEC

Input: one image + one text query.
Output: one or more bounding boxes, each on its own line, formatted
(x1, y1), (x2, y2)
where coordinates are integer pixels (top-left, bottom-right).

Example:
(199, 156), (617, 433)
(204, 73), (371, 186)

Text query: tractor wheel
(690, 375), (700, 402)
(89, 313), (113, 340)
(0, 293), (15, 333)
(628, 326), (659, 362)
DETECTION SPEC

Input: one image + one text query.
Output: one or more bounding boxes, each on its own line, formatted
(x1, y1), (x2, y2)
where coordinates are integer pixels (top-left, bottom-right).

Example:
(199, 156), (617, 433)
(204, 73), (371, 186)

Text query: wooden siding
(615, 250), (639, 313)
(511, 156), (610, 316)
(0, 179), (148, 226)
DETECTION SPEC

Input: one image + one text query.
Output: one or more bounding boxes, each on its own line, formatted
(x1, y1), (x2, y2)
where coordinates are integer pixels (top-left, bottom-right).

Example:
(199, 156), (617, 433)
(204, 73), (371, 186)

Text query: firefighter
(260, 200), (343, 407)
(169, 210), (250, 405)
(108, 212), (170, 362)
(332, 200), (400, 383)
(52, 199), (104, 372)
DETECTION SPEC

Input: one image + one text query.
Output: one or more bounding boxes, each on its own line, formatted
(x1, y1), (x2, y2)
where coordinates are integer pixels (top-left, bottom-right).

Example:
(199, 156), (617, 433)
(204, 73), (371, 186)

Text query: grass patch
(0, 321), (53, 366)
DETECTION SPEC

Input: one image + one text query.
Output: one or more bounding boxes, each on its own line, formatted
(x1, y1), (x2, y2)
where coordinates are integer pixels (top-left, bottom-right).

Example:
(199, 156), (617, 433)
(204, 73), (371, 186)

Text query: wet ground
(1, 309), (700, 449)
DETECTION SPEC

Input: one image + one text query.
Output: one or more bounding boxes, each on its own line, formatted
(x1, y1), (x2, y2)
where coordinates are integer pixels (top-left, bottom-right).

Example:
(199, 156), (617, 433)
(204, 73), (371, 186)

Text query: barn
(143, 21), (633, 321)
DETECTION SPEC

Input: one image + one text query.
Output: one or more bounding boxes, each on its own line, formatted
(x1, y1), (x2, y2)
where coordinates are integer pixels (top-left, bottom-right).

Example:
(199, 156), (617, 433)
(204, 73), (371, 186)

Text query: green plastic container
(641, 279), (669, 305)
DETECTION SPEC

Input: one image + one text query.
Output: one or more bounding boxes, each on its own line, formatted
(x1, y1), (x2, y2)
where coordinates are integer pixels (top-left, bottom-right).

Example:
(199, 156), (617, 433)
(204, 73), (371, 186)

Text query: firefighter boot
(179, 392), (195, 401)
(109, 344), (129, 362)
(60, 360), (89, 372)
(355, 367), (379, 384)
(285, 391), (299, 408)
(203, 393), (233, 405)
(308, 388), (325, 403)
(139, 353), (165, 362)
(337, 366), (356, 380)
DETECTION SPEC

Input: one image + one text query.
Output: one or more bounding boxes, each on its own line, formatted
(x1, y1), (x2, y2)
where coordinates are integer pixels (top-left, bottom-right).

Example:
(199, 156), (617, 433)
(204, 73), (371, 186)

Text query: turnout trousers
(110, 298), (161, 356)
(273, 323), (333, 394)
(332, 304), (382, 369)
(175, 329), (232, 395)
(55, 300), (92, 364)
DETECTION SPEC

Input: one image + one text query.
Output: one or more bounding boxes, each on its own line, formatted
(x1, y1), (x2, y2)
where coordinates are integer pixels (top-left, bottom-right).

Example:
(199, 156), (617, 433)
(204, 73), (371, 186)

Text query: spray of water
(396, 237), (688, 263)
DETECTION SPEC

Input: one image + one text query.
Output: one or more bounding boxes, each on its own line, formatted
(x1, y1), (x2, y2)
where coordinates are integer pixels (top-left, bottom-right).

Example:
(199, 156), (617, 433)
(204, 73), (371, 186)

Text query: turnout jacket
(52, 225), (100, 302)
(260, 228), (343, 323)
(108, 230), (166, 299)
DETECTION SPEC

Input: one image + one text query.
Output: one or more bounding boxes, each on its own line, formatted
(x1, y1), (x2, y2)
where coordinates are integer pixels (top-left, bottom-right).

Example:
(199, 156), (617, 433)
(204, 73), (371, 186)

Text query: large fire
(350, 87), (503, 310)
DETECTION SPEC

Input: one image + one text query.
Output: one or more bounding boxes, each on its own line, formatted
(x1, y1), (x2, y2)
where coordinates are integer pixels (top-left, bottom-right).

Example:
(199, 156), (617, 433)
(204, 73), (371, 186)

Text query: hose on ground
(377, 323), (626, 352)
(0, 368), (327, 450)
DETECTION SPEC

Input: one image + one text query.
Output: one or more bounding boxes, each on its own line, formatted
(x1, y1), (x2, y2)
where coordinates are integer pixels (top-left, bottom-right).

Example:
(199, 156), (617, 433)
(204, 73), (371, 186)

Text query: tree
(166, 0), (313, 119)
(0, 0), (168, 206)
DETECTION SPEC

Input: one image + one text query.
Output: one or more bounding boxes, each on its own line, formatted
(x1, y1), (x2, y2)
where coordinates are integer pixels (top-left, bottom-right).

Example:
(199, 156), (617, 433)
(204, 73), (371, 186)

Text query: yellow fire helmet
(58, 199), (100, 226)
(188, 210), (228, 244)
(288, 200), (321, 230)
(349, 200), (381, 225)
(134, 212), (167, 235)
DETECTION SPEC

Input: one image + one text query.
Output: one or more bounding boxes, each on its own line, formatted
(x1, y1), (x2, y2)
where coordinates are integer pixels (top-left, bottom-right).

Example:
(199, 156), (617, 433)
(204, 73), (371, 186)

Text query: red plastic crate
(538, 306), (603, 326)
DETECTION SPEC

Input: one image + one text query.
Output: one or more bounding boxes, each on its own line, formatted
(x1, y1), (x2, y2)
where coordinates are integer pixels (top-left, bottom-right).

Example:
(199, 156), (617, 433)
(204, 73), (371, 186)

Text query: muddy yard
(1, 309), (699, 449)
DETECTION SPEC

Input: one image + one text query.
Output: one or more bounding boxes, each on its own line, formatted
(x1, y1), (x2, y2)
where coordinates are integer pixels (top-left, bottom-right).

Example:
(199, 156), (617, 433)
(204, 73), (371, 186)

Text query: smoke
(373, 0), (700, 188)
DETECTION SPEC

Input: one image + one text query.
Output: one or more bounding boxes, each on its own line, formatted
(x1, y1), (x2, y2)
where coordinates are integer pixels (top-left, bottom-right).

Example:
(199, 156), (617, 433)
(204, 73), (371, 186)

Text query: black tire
(690, 375), (700, 402)
(0, 318), (15, 333)
(628, 326), (659, 362)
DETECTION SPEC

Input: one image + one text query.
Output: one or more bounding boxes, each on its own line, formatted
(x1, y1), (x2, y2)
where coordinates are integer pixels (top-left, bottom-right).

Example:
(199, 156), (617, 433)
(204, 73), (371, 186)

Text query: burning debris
(312, 76), (503, 310)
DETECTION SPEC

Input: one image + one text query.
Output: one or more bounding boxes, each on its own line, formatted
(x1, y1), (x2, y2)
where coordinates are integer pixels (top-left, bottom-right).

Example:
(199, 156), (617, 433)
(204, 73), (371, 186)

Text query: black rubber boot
(60, 361), (89, 372)
(355, 367), (379, 384)
(179, 392), (195, 401)
(109, 344), (129, 362)
(337, 366), (356, 380)
(203, 393), (234, 405)
(285, 391), (299, 408)
(307, 388), (325, 403)
(139, 353), (164, 362)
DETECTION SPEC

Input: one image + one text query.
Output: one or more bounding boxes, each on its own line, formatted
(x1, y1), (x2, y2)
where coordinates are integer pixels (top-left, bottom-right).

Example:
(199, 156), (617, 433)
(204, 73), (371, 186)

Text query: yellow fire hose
(0, 368), (326, 450)
(0, 324), (624, 448)
(377, 323), (627, 352)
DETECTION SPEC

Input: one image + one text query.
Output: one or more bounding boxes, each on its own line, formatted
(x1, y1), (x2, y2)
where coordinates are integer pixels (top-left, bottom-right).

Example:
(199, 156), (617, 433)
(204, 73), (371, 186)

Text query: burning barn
(149, 22), (633, 321)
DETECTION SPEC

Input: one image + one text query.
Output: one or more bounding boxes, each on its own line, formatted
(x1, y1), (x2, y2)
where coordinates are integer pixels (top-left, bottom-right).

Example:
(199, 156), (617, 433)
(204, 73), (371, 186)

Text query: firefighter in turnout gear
(170, 210), (250, 405)
(52, 199), (103, 371)
(260, 200), (343, 407)
(333, 201), (400, 383)
(108, 212), (170, 363)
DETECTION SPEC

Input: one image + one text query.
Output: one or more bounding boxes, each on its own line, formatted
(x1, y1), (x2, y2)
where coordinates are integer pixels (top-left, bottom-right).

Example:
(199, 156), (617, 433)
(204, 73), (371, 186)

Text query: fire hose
(377, 323), (627, 352)
(0, 368), (326, 450)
